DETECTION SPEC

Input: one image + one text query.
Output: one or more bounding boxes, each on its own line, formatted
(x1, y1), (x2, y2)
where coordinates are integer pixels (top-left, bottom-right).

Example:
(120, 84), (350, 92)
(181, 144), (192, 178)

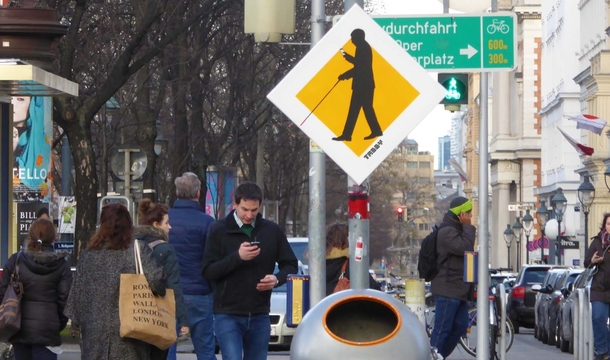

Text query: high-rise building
(437, 135), (451, 170)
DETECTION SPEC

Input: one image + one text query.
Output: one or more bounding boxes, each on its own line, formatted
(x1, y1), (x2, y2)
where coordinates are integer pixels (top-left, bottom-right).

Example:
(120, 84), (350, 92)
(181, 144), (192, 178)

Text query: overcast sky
(379, 0), (454, 166)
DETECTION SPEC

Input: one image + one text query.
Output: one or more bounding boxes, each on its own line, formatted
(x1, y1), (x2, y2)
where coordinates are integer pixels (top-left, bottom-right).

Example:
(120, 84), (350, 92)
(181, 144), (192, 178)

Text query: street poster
(58, 196), (76, 234)
(11, 96), (53, 203)
(16, 202), (48, 248)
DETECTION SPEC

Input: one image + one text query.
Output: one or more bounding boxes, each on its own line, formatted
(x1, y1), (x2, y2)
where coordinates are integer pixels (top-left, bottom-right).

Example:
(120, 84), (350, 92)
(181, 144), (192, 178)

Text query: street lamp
(522, 209), (534, 265)
(578, 175), (596, 246)
(503, 224), (515, 269)
(551, 188), (568, 265)
(512, 217), (523, 270)
(536, 200), (549, 264)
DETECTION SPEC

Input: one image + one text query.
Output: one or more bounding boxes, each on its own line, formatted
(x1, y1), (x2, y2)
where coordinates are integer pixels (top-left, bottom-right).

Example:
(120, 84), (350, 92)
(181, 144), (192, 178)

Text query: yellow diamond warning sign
(296, 39), (420, 156)
(268, 5), (446, 184)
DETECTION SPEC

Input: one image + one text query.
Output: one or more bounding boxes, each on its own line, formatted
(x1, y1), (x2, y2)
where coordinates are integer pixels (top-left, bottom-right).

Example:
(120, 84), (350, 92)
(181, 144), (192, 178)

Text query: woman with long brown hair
(0, 218), (72, 360)
(135, 199), (188, 359)
(325, 223), (380, 295)
(65, 203), (166, 359)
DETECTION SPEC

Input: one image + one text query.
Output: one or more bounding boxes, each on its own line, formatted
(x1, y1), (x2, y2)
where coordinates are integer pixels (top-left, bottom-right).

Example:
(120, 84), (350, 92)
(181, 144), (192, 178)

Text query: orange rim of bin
(322, 294), (402, 346)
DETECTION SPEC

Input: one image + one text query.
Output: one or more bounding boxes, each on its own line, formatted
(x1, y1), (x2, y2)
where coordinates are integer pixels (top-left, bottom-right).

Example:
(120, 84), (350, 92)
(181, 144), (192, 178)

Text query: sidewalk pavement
(62, 338), (197, 353)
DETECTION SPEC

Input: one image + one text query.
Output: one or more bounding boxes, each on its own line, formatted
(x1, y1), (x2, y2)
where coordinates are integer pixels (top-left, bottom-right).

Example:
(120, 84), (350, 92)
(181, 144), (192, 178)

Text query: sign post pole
(476, 3), (497, 360)
(308, 0), (326, 307)
(344, 0), (369, 290)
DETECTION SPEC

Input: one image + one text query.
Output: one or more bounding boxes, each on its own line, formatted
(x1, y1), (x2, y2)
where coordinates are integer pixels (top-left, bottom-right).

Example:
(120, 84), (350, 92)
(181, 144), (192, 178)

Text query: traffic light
(397, 207), (404, 222)
(437, 73), (468, 112)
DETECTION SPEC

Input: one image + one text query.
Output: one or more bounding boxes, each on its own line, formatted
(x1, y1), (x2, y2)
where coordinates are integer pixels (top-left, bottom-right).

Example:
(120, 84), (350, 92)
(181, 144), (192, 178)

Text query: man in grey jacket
(429, 196), (476, 359)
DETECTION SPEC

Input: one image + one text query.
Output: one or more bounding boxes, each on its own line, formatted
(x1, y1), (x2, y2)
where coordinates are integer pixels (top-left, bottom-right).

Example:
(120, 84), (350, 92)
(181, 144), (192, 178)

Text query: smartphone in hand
(250, 241), (260, 247)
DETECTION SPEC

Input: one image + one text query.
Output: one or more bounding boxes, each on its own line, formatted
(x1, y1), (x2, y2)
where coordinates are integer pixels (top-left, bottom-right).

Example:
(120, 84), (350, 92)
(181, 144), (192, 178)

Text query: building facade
(438, 135), (451, 170)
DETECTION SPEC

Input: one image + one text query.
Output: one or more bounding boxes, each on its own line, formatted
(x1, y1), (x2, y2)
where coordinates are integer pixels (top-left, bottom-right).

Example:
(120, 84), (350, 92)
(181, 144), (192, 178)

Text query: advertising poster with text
(16, 202), (48, 248)
(12, 96), (53, 203)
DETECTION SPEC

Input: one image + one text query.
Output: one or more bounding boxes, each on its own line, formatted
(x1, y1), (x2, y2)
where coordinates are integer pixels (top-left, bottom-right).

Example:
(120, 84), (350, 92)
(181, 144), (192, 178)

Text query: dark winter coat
(325, 247), (380, 295)
(135, 225), (188, 327)
(430, 211), (476, 302)
(203, 211), (298, 315)
(585, 233), (610, 303)
(64, 241), (166, 360)
(0, 243), (72, 347)
(168, 199), (215, 296)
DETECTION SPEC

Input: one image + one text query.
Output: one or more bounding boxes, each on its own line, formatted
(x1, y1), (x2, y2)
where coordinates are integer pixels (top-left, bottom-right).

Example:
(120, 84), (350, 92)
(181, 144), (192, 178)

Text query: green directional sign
(334, 13), (516, 72)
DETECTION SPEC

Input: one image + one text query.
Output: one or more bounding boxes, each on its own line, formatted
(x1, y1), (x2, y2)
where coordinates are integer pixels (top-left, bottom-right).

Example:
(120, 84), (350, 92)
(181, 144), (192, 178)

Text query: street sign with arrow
(334, 13), (517, 72)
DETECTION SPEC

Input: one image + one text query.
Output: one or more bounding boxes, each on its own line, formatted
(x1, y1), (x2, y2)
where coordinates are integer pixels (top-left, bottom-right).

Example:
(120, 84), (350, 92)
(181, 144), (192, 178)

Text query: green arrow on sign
(333, 13), (516, 72)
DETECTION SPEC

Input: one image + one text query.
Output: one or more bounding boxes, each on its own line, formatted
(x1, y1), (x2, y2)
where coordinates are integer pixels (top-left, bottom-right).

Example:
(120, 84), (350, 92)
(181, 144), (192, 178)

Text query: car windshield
(523, 268), (549, 284)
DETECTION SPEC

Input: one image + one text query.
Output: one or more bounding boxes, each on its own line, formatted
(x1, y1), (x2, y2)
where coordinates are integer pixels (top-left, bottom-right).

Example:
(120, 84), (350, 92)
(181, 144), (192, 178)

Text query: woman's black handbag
(0, 256), (23, 342)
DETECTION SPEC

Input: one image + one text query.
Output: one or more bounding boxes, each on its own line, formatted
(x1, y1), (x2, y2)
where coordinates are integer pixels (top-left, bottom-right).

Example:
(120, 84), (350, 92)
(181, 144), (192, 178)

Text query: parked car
(507, 265), (552, 333)
(550, 269), (582, 349)
(533, 268), (567, 343)
(269, 238), (308, 348)
(559, 268), (593, 354)
(536, 268), (581, 346)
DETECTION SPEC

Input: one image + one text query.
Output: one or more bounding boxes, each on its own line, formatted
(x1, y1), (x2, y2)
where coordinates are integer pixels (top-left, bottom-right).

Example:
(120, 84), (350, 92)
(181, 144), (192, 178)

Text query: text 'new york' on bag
(333, 259), (350, 293)
(119, 240), (177, 350)
(0, 254), (23, 342)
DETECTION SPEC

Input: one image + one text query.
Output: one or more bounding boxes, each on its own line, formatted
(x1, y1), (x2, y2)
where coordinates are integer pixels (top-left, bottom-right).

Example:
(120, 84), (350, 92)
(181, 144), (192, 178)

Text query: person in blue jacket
(168, 172), (216, 360)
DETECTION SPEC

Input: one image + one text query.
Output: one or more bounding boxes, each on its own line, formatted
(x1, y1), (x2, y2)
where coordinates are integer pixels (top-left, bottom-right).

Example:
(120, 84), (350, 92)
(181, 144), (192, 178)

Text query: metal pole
(540, 229), (545, 264)
(443, 0), (449, 13)
(557, 219), (562, 265)
(584, 210), (589, 248)
(476, 0), (495, 354)
(525, 233), (530, 265)
(516, 240), (521, 270)
(507, 246), (511, 270)
(344, 0), (369, 289)
(308, 0), (326, 307)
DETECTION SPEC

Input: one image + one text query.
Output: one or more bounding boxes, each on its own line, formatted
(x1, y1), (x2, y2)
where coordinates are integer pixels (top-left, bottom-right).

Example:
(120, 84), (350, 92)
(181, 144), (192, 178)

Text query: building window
(419, 223), (429, 231)
(407, 161), (418, 169)
(419, 162), (430, 169)
(418, 177), (430, 184)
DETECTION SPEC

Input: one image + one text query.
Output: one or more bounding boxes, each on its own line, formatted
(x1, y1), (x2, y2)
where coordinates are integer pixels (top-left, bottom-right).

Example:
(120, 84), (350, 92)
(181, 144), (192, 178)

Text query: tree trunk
(67, 117), (98, 256)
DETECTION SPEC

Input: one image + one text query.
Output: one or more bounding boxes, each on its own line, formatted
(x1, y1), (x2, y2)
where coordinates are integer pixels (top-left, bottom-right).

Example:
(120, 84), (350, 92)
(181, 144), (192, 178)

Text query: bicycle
(425, 268), (515, 359)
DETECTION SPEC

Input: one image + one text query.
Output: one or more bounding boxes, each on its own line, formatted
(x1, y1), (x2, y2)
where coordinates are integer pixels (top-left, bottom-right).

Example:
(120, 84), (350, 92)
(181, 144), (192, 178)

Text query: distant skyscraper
(438, 135), (451, 170)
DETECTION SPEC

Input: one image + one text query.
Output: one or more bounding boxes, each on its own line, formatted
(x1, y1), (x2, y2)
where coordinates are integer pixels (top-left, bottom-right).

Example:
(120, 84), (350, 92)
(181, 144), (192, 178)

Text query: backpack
(418, 223), (448, 282)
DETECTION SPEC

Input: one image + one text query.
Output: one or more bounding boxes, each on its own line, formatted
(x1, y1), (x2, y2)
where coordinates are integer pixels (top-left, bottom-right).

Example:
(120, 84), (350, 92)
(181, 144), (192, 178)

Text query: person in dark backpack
(429, 196), (476, 359)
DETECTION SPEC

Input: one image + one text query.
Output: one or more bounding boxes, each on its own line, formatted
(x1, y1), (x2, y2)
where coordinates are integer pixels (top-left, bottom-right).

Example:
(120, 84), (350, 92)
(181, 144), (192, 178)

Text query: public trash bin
(290, 289), (430, 360)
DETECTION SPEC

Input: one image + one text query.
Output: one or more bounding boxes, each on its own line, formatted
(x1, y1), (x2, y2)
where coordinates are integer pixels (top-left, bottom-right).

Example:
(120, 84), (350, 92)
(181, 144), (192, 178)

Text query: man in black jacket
(429, 196), (476, 359)
(203, 182), (298, 360)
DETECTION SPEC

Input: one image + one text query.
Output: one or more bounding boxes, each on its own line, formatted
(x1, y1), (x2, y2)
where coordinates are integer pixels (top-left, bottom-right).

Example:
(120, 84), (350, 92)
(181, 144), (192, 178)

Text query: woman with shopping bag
(135, 199), (189, 358)
(0, 218), (72, 360)
(65, 203), (172, 359)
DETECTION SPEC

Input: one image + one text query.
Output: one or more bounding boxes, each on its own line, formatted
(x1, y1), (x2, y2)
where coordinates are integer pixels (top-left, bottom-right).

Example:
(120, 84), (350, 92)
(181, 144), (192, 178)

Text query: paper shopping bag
(119, 274), (176, 349)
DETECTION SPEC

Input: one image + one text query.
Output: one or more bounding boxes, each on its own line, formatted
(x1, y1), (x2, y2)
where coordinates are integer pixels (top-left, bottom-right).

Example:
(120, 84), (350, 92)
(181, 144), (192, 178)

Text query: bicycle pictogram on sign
(486, 19), (510, 35)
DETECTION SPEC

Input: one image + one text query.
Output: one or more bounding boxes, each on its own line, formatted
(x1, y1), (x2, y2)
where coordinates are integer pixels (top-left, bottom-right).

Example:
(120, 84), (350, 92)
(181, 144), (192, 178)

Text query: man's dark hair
(234, 182), (263, 205)
(36, 207), (49, 219)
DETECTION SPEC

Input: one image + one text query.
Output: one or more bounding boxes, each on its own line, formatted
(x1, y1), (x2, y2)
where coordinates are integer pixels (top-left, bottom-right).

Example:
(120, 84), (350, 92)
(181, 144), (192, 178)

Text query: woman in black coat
(0, 219), (72, 360)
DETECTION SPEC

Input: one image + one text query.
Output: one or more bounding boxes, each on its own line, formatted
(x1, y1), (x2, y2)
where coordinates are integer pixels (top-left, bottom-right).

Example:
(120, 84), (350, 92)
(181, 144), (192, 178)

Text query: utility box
(244, 0), (295, 43)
